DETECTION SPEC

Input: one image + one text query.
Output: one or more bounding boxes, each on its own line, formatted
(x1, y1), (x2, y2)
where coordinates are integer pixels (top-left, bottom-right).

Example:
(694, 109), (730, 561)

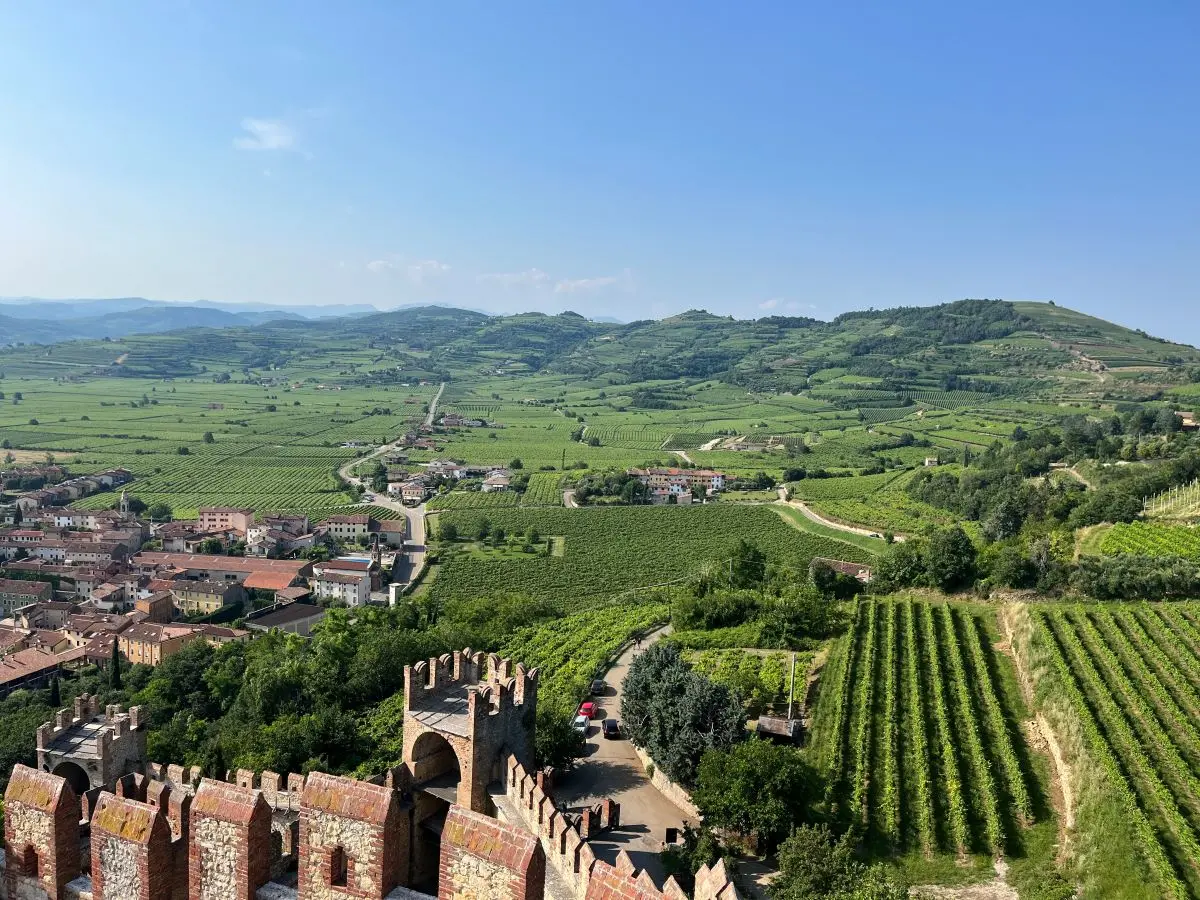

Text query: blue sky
(1, 2), (1198, 341)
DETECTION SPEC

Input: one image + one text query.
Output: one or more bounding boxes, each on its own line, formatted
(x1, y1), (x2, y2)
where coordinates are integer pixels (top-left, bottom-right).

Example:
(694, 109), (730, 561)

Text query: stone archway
(409, 731), (462, 784)
(409, 731), (462, 893)
(51, 761), (90, 797)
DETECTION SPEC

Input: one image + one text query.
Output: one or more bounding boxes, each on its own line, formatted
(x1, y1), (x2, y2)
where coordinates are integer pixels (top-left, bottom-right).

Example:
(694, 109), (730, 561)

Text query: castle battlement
(37, 696), (148, 799)
(2, 667), (742, 900)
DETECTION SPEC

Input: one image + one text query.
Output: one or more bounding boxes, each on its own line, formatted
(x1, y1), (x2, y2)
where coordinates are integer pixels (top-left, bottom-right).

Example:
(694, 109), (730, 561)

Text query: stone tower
(402, 649), (537, 814)
(37, 696), (147, 798)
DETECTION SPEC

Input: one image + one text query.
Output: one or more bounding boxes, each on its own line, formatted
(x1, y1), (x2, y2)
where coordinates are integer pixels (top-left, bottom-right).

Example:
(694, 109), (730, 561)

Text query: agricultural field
(815, 599), (1042, 862)
(683, 648), (805, 718)
(427, 490), (521, 511)
(1101, 522), (1200, 561)
(429, 505), (877, 607)
(1145, 480), (1200, 521)
(0, 377), (436, 520)
(1039, 604), (1200, 897)
(789, 469), (965, 537)
(498, 600), (668, 715)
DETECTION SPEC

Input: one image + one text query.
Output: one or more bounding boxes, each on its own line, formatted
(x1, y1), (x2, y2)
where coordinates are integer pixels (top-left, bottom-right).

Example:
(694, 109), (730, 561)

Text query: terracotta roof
(322, 559), (373, 572)
(0, 647), (81, 686)
(0, 579), (52, 599)
(192, 779), (268, 825)
(123, 623), (199, 644)
(0, 628), (30, 652)
(375, 520), (406, 533)
(275, 586), (311, 601)
(132, 552), (310, 575)
(243, 571), (301, 592)
(302, 771), (395, 825)
(91, 794), (164, 844)
(316, 572), (368, 586)
(324, 514), (370, 525)
(6, 764), (72, 808)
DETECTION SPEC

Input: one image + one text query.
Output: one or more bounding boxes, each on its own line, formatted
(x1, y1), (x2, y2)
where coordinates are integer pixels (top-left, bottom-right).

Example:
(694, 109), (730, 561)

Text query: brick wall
(3, 764), (81, 900)
(188, 779), (272, 900)
(298, 771), (402, 900)
(89, 792), (175, 900)
(439, 806), (544, 900)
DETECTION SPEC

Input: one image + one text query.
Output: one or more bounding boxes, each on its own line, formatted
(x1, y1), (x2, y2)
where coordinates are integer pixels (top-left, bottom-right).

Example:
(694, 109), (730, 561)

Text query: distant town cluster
(0, 462), (424, 696)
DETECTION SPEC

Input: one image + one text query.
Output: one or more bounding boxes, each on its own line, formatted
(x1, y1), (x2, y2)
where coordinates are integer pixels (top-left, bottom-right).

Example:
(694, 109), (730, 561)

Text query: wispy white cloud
(758, 298), (780, 310)
(233, 118), (298, 151)
(554, 273), (626, 294)
(406, 259), (451, 283)
(478, 268), (552, 288)
(366, 257), (452, 284)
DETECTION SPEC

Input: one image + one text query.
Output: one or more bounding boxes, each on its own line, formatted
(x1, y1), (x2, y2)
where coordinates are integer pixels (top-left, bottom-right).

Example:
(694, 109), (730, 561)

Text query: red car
(578, 701), (597, 720)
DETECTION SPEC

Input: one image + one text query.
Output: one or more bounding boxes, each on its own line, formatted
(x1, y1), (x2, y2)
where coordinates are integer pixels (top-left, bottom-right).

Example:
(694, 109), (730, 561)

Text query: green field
(816, 599), (1042, 861)
(1039, 604), (1200, 897)
(1101, 522), (1200, 561)
(428, 505), (877, 606)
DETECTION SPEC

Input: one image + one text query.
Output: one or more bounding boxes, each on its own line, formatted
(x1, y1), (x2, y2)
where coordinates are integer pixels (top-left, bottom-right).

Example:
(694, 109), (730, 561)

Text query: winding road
(334, 382), (444, 590)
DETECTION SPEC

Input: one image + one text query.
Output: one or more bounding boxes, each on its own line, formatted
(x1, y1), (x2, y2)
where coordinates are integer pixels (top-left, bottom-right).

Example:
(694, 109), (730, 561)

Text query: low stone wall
(633, 747), (700, 821)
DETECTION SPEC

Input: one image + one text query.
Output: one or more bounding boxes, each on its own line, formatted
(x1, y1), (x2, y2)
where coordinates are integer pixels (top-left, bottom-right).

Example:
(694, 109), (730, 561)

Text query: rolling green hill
(3, 300), (1197, 400)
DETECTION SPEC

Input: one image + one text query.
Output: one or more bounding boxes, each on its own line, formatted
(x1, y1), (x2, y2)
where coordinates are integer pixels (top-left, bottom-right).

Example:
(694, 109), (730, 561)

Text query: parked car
(590, 679), (605, 695)
(602, 719), (620, 739)
(578, 701), (597, 719)
(572, 714), (589, 734)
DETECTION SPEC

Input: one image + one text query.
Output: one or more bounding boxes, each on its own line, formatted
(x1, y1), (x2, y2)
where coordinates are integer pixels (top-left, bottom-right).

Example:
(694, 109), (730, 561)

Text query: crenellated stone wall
(0, 679), (741, 900)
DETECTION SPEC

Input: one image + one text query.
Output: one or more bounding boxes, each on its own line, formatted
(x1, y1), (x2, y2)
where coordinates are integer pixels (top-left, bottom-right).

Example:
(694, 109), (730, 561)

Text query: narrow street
(553, 625), (690, 882)
(334, 382), (444, 592)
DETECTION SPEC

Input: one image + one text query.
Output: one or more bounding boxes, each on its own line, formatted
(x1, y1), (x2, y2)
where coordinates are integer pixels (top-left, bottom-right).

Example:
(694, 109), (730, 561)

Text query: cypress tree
(110, 639), (122, 690)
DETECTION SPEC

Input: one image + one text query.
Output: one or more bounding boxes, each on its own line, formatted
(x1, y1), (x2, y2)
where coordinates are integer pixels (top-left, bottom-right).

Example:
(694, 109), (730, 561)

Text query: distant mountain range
(0, 297), (383, 344)
(1, 299), (1195, 400)
(0, 298), (623, 345)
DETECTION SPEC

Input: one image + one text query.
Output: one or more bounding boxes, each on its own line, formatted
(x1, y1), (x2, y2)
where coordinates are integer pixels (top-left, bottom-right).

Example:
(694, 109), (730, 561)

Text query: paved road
(424, 381), (446, 426)
(553, 625), (690, 882)
(333, 382), (443, 592)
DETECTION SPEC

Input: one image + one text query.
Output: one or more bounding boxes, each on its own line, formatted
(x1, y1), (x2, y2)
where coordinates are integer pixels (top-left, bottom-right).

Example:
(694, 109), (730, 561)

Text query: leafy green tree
(661, 824), (732, 892)
(202, 431), (215, 443)
(873, 540), (927, 591)
(693, 740), (818, 849)
(439, 522), (459, 542)
(621, 643), (745, 785)
(759, 585), (844, 647)
(729, 539), (767, 589)
(199, 538), (225, 555)
(770, 824), (907, 900)
(110, 640), (122, 689)
(924, 526), (976, 591)
(534, 707), (586, 771)
(147, 502), (173, 522)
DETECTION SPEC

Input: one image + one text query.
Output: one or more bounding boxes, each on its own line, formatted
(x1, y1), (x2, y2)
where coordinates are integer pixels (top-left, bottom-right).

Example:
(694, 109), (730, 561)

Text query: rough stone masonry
(1, 652), (740, 900)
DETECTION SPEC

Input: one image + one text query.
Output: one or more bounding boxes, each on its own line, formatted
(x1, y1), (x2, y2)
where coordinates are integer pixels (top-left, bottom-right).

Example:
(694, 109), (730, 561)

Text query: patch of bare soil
(912, 861), (1018, 899)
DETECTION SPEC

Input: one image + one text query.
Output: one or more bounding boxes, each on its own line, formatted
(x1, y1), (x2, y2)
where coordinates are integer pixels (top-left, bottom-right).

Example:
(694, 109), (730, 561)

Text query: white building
(312, 571), (371, 607)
